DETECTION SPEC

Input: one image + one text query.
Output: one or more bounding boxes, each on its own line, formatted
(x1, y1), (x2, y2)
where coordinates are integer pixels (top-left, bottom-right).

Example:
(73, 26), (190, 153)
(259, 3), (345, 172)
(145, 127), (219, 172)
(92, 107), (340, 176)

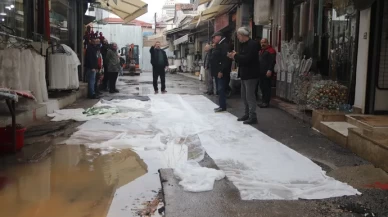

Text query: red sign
(214, 14), (229, 32)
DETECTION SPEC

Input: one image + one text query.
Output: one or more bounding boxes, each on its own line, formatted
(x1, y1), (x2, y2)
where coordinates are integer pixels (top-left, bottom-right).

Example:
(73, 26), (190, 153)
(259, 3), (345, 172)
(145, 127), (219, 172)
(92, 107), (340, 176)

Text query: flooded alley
(0, 145), (164, 217)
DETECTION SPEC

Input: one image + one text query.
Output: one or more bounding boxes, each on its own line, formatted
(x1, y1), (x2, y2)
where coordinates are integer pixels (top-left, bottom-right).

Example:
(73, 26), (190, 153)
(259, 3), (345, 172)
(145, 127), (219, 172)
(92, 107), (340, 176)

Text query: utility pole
(154, 13), (157, 34)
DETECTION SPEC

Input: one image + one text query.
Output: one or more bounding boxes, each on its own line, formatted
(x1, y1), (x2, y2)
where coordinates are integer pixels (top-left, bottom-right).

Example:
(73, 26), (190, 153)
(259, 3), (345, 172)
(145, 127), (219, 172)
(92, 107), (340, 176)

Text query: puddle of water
(0, 145), (162, 217)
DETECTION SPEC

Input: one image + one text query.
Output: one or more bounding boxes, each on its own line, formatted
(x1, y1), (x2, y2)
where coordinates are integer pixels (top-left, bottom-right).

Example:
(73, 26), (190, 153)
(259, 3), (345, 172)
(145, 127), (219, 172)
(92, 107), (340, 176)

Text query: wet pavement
(0, 72), (387, 217)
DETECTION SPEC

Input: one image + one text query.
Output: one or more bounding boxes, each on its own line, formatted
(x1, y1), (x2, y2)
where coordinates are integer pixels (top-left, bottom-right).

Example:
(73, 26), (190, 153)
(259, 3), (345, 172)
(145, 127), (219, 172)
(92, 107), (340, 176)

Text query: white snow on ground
(52, 94), (360, 199)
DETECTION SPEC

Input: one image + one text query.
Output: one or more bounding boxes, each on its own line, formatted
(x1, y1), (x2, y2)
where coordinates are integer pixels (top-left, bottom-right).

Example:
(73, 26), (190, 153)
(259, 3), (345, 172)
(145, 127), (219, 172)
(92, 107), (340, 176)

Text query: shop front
(355, 0), (388, 114)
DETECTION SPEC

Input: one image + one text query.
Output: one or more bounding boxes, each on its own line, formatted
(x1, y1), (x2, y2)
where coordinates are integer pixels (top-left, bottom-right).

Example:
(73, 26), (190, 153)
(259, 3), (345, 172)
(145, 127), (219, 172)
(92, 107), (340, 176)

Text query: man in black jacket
(211, 32), (231, 112)
(84, 38), (100, 99)
(100, 39), (110, 91)
(150, 41), (169, 94)
(228, 27), (260, 124)
(259, 38), (276, 108)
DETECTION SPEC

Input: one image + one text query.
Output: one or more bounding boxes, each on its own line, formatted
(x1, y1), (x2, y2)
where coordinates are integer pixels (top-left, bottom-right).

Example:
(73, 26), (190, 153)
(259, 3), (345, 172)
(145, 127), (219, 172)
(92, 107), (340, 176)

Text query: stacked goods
(307, 80), (348, 110)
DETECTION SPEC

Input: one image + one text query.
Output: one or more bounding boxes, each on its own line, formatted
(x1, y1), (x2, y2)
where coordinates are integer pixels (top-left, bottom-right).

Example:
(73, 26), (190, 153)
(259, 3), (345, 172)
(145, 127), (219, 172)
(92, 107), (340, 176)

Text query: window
(0, 0), (26, 37)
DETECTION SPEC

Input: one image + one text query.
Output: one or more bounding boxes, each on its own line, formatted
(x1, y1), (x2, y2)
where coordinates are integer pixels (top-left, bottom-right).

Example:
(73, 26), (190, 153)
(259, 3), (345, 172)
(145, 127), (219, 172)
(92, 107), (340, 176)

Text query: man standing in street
(105, 42), (121, 94)
(211, 32), (231, 112)
(150, 41), (169, 94)
(203, 44), (214, 95)
(258, 38), (276, 108)
(85, 38), (100, 99)
(228, 27), (260, 124)
(100, 39), (110, 91)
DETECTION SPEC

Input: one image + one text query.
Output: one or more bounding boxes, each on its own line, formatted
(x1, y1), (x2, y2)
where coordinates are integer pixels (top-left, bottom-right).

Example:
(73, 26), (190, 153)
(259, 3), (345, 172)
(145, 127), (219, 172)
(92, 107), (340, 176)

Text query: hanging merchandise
(48, 44), (80, 90)
(0, 32), (48, 103)
(307, 80), (348, 110)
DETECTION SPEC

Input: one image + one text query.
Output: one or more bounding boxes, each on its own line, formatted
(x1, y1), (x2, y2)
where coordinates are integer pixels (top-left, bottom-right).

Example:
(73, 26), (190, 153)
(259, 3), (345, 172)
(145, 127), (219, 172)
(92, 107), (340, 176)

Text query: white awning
(95, 0), (148, 24)
(199, 0), (212, 5)
(199, 4), (233, 22)
(174, 34), (189, 45)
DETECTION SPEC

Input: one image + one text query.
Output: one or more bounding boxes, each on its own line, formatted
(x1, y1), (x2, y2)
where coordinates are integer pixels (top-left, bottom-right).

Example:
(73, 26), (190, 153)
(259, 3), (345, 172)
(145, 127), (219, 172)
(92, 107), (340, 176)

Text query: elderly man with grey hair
(105, 42), (121, 93)
(227, 27), (260, 124)
(203, 44), (214, 95)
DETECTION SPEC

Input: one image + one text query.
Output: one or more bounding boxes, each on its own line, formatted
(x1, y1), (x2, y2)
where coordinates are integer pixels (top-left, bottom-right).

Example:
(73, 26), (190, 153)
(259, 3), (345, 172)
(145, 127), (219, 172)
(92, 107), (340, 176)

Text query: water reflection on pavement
(0, 145), (161, 217)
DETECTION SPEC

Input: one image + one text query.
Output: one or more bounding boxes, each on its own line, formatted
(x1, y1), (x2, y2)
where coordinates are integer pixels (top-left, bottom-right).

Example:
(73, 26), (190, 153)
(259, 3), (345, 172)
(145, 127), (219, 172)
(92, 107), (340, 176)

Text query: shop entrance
(366, 0), (388, 114)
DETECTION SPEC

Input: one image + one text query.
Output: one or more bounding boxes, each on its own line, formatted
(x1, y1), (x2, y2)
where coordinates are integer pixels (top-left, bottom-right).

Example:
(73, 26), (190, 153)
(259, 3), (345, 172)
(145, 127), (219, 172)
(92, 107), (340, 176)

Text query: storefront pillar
(76, 1), (85, 81)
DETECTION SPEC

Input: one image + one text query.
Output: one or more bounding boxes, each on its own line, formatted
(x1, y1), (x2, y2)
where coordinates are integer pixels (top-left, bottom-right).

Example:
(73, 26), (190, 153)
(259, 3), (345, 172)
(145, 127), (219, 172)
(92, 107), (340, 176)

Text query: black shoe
(214, 108), (226, 113)
(89, 94), (100, 99)
(204, 91), (209, 94)
(109, 90), (119, 94)
(243, 118), (258, 125)
(259, 103), (269, 108)
(162, 90), (167, 94)
(207, 92), (214, 96)
(237, 115), (249, 122)
(155, 90), (159, 94)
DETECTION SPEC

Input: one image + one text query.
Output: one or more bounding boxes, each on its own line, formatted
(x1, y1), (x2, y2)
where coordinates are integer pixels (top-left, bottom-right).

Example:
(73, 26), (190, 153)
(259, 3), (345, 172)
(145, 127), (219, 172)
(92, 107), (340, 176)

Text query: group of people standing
(203, 27), (276, 125)
(84, 37), (123, 99)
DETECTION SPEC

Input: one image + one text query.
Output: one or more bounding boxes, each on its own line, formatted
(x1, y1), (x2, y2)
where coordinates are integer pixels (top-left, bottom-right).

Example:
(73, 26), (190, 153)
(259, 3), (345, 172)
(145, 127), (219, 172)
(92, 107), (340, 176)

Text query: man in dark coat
(84, 38), (100, 99)
(258, 38), (276, 108)
(228, 27), (260, 124)
(100, 39), (110, 91)
(150, 41), (169, 94)
(210, 32), (231, 112)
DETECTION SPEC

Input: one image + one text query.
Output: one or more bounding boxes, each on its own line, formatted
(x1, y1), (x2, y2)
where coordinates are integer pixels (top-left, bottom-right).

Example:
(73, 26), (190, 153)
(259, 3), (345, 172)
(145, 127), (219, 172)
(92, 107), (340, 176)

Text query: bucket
(0, 127), (27, 153)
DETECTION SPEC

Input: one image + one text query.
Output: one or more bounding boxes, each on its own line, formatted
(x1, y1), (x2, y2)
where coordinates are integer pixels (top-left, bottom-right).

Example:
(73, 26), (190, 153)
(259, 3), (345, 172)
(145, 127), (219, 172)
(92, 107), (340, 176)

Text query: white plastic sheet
(58, 94), (360, 199)
(174, 161), (225, 192)
(181, 95), (360, 200)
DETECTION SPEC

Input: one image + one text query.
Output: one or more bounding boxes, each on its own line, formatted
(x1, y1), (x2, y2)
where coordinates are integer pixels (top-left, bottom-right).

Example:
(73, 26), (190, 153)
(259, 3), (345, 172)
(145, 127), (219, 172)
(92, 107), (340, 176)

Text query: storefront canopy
(95, 0), (148, 24)
(174, 34), (189, 45)
(199, 0), (212, 5)
(200, 4), (233, 21)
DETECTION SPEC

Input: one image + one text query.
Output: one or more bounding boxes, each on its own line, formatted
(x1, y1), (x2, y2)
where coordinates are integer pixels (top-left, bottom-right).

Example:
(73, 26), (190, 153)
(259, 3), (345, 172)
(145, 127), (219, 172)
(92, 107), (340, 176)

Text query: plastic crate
(0, 127), (27, 153)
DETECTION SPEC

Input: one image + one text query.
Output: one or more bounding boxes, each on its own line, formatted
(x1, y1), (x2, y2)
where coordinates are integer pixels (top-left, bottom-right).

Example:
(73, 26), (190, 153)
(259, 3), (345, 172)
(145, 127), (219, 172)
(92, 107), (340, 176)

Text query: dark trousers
(153, 66), (166, 91)
(108, 72), (119, 92)
(260, 75), (272, 104)
(217, 77), (226, 109)
(102, 66), (109, 90)
(224, 74), (231, 92)
(95, 72), (101, 94)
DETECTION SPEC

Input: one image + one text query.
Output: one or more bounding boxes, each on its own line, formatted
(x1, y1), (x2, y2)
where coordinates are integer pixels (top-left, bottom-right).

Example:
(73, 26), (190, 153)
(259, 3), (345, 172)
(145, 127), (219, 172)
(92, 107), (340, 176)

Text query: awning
(95, 0), (148, 24)
(174, 34), (189, 45)
(200, 4), (233, 21)
(84, 15), (96, 25)
(199, 0), (212, 5)
(164, 27), (184, 35)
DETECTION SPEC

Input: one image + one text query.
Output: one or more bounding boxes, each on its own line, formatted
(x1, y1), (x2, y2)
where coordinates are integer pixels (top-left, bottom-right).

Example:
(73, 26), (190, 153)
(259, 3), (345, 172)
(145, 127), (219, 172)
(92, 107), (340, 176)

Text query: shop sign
(214, 14), (229, 32)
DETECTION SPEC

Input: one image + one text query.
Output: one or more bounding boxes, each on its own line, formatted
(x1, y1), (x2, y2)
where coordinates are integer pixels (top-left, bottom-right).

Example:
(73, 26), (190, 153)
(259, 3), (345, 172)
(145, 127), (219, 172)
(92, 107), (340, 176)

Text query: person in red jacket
(258, 38), (276, 108)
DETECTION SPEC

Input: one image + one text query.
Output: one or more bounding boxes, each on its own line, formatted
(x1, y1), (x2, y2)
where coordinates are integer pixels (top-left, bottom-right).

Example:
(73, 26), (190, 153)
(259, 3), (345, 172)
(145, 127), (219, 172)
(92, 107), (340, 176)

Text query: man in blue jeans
(84, 38), (100, 99)
(210, 32), (231, 112)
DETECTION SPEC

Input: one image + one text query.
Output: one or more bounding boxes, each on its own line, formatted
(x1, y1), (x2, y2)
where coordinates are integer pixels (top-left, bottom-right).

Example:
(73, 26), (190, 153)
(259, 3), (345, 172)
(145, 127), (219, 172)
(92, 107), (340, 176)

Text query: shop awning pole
(45, 0), (50, 40)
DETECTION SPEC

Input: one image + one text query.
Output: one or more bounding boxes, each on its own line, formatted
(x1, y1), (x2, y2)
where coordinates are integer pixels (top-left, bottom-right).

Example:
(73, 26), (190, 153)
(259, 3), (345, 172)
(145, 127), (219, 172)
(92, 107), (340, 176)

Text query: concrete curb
(270, 98), (312, 125)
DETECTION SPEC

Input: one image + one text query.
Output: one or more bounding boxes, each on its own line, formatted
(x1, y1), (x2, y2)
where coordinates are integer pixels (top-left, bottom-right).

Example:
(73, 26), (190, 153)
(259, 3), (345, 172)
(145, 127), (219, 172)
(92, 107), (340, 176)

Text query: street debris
(135, 192), (164, 217)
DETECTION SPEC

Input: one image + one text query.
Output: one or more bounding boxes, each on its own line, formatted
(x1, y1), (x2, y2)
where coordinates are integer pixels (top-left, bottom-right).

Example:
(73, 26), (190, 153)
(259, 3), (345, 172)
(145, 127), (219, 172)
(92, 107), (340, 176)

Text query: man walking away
(211, 32), (231, 112)
(150, 41), (169, 94)
(85, 38), (100, 99)
(203, 44), (213, 95)
(228, 27), (260, 124)
(259, 38), (276, 108)
(106, 43), (121, 93)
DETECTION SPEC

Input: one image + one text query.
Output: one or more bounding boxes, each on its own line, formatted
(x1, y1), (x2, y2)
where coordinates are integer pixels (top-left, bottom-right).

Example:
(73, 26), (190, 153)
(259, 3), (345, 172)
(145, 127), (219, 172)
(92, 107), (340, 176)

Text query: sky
(137, 0), (189, 23)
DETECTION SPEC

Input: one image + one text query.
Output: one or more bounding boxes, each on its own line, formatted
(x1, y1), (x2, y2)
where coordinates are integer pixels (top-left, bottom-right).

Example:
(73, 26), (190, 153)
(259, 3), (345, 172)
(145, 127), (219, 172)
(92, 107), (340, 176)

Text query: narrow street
(0, 72), (387, 217)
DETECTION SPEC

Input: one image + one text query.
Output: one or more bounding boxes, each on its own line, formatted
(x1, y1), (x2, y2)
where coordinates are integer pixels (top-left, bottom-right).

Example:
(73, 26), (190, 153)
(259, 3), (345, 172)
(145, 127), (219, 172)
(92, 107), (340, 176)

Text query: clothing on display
(0, 48), (48, 103)
(48, 44), (80, 90)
